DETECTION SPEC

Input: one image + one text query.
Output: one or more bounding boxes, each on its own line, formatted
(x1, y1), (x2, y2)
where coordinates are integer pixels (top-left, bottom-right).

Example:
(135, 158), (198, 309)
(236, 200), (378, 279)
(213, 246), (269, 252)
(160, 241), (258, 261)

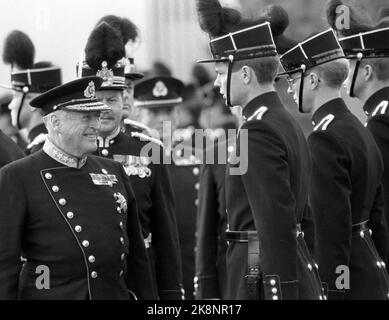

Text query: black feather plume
(2, 30), (35, 69)
(85, 22), (125, 70)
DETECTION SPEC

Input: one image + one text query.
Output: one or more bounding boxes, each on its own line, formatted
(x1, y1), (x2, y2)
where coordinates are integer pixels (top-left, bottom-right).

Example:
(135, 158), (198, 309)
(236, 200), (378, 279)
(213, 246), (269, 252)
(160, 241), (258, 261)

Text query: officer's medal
(113, 155), (152, 178)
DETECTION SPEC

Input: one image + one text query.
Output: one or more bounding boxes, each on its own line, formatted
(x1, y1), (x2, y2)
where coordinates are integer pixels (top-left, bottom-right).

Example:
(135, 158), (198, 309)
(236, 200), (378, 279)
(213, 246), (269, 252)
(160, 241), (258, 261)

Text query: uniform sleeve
(150, 162), (184, 300)
(369, 183), (389, 261)
(308, 132), (352, 300)
(120, 165), (154, 300)
(195, 163), (221, 299)
(0, 165), (25, 299)
(240, 121), (298, 300)
(301, 204), (316, 257)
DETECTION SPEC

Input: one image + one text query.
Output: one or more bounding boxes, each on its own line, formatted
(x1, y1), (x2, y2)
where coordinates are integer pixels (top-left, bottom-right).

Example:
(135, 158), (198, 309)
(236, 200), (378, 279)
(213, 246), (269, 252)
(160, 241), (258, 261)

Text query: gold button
(377, 261), (382, 268)
(45, 173), (52, 180)
(192, 167), (199, 176)
(82, 240), (90, 248)
(319, 295), (323, 300)
(195, 183), (200, 190)
(91, 271), (98, 279)
(314, 263), (319, 270)
(119, 222), (124, 229)
(120, 237), (124, 245)
(102, 169), (108, 174)
(195, 199), (199, 206)
(119, 270), (124, 277)
(121, 253), (125, 261)
(88, 255), (96, 263)
(52, 186), (59, 192)
(67, 212), (74, 219)
(117, 207), (121, 213)
(271, 288), (277, 294)
(75, 225), (82, 233)
(270, 279), (276, 286)
(360, 231), (364, 238)
(272, 295), (278, 300)
(59, 198), (66, 206)
(102, 149), (109, 156)
(307, 264), (313, 271)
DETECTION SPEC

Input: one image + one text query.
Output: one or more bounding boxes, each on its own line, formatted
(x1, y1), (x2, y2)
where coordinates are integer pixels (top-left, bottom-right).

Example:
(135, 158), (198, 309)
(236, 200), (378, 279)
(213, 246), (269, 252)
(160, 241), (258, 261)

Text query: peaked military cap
(78, 22), (126, 91)
(339, 26), (389, 58)
(198, 22), (277, 64)
(125, 57), (144, 80)
(134, 76), (184, 108)
(30, 76), (110, 115)
(279, 29), (345, 74)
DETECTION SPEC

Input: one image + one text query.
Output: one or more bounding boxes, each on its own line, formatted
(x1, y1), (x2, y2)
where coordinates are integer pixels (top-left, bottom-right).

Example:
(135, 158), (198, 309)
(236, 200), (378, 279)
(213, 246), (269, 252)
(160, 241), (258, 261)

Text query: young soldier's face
(8, 91), (32, 128)
(286, 73), (301, 106)
(214, 62), (245, 106)
(95, 90), (123, 136)
(345, 59), (363, 98)
(123, 78), (135, 120)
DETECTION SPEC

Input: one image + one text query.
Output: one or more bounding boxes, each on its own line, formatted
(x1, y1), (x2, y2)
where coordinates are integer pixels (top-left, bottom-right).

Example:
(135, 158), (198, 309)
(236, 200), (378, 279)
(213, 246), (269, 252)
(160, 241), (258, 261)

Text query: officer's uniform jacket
(0, 139), (153, 300)
(24, 124), (47, 155)
(195, 138), (229, 300)
(95, 124), (183, 300)
(225, 91), (323, 300)
(363, 87), (389, 264)
(168, 125), (203, 300)
(309, 98), (389, 300)
(0, 129), (24, 168)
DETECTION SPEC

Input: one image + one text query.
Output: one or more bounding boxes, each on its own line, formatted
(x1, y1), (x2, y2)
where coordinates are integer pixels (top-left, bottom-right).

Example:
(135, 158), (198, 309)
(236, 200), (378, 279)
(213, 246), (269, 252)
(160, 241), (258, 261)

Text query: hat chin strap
(298, 65), (306, 114)
(349, 53), (363, 98)
(16, 87), (29, 130)
(226, 55), (234, 108)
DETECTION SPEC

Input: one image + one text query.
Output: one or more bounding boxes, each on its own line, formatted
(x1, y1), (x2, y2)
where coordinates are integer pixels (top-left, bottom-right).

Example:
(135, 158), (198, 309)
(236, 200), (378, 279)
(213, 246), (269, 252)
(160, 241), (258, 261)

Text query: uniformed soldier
(196, 0), (323, 300)
(78, 22), (184, 300)
(278, 27), (389, 299)
(194, 90), (238, 300)
(327, 0), (389, 265)
(2, 30), (62, 154)
(0, 76), (153, 300)
(135, 76), (203, 300)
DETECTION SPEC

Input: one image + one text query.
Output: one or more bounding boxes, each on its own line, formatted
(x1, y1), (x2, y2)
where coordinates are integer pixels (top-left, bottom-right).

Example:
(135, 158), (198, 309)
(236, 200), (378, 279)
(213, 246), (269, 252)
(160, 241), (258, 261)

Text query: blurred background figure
(2, 30), (62, 155)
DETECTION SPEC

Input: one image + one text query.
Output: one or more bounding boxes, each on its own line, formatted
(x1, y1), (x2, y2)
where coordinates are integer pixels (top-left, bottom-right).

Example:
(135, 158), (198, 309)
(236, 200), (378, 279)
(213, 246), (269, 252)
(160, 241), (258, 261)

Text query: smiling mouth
(83, 133), (97, 139)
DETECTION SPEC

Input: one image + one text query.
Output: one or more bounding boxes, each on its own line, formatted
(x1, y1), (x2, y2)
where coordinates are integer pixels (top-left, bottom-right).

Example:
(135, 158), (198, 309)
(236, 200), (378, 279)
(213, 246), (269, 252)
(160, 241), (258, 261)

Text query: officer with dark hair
(79, 22), (184, 300)
(2, 30), (62, 154)
(196, 0), (323, 300)
(279, 23), (389, 299)
(0, 76), (153, 300)
(328, 0), (389, 266)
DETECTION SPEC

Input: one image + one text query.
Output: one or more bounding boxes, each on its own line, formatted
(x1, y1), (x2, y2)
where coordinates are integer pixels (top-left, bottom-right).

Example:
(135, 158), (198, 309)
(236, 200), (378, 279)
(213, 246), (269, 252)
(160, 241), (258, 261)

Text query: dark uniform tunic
(24, 124), (47, 155)
(225, 91), (323, 300)
(0, 129), (24, 168)
(309, 98), (389, 300)
(0, 140), (153, 300)
(363, 87), (389, 264)
(195, 139), (229, 300)
(168, 126), (203, 300)
(95, 125), (183, 300)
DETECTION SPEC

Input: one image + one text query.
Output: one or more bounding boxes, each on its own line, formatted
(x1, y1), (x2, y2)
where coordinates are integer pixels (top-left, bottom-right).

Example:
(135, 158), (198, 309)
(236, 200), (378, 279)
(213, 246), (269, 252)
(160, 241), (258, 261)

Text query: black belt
(226, 224), (304, 243)
(352, 220), (369, 233)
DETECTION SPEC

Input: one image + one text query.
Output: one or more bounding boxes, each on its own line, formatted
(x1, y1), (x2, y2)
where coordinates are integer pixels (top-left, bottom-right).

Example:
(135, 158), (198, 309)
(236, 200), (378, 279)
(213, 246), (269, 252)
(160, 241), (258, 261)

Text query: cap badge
(84, 81), (96, 98)
(96, 61), (114, 85)
(152, 81), (168, 97)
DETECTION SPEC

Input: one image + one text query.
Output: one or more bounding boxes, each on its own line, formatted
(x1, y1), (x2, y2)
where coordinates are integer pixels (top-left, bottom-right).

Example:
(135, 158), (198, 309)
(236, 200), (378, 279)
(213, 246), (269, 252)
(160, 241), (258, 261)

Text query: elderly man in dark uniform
(279, 25), (389, 299)
(78, 22), (183, 300)
(135, 76), (204, 300)
(0, 76), (153, 300)
(196, 0), (324, 300)
(327, 0), (389, 265)
(2, 30), (62, 154)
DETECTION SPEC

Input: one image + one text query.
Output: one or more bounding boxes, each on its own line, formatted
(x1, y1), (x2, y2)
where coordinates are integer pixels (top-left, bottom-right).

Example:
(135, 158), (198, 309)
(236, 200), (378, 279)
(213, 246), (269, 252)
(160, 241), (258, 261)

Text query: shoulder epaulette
(313, 114), (335, 132)
(27, 133), (47, 149)
(131, 132), (164, 148)
(124, 118), (153, 136)
(247, 106), (268, 122)
(371, 100), (389, 118)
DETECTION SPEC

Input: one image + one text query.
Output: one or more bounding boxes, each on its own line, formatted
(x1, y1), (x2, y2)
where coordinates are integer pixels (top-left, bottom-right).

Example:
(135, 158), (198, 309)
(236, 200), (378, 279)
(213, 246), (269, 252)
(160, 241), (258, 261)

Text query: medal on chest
(113, 154), (152, 178)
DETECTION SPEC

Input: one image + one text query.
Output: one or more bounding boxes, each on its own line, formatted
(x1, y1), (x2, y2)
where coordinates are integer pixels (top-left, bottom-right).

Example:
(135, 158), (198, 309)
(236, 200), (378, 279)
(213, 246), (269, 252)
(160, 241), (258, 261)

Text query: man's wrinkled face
(95, 90), (123, 136)
(8, 91), (31, 128)
(58, 111), (101, 155)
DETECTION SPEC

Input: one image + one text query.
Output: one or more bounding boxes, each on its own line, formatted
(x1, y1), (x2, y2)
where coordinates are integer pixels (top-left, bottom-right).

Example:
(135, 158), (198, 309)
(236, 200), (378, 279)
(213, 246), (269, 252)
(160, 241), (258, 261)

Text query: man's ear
(50, 113), (61, 131)
(309, 72), (320, 90)
(241, 66), (251, 84)
(363, 64), (373, 81)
